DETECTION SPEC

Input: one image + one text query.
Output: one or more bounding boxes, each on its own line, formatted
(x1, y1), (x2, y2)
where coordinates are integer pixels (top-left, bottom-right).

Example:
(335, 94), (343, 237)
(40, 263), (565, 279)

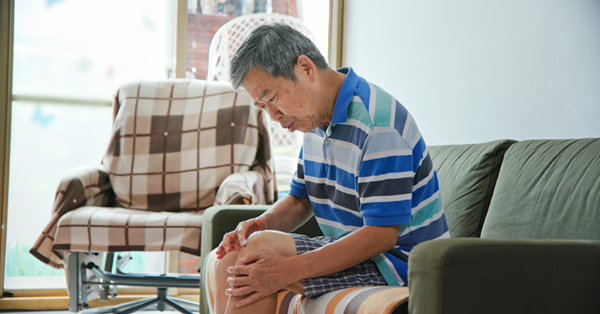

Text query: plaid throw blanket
(30, 79), (276, 268)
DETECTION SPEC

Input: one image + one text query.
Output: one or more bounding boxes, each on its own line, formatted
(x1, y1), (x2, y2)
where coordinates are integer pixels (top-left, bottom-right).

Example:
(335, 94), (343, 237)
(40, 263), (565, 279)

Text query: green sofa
(200, 138), (600, 314)
(410, 138), (600, 314)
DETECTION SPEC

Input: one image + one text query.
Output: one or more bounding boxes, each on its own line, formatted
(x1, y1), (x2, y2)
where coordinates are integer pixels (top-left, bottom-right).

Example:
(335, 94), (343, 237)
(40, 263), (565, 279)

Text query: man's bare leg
(220, 231), (305, 314)
(215, 251), (239, 314)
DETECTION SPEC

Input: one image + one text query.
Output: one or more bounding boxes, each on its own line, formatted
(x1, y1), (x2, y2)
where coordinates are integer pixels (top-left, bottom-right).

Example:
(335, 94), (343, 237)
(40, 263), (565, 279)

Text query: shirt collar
(328, 67), (359, 132)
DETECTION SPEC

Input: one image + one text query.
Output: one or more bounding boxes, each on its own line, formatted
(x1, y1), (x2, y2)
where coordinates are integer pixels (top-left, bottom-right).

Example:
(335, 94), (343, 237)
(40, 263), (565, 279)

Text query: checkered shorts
(291, 234), (388, 298)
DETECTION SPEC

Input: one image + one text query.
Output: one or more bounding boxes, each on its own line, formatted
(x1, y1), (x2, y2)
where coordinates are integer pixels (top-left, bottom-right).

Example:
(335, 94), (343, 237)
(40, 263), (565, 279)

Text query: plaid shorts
(291, 234), (388, 298)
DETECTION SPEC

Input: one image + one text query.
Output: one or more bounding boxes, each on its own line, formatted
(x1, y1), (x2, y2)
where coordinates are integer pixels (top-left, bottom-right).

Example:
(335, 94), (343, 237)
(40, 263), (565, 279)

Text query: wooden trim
(0, 293), (199, 311)
(11, 94), (111, 107)
(0, 0), (196, 306)
(167, 251), (181, 296)
(1, 287), (198, 310)
(0, 294), (155, 310)
(328, 0), (347, 69)
(8, 286), (162, 298)
(175, 0), (187, 78)
(0, 0), (14, 297)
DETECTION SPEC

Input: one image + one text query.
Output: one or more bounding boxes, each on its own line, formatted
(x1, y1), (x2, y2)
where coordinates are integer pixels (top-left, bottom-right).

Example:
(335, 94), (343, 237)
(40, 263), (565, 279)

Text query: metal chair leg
(68, 252), (80, 312)
(80, 298), (158, 314)
(71, 256), (200, 313)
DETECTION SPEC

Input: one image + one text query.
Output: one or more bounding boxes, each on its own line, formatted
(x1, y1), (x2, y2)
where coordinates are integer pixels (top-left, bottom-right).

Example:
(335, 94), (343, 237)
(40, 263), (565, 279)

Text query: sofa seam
(477, 140), (515, 237)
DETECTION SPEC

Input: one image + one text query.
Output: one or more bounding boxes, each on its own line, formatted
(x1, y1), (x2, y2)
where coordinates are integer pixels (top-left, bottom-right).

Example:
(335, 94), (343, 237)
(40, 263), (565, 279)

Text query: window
(178, 0), (331, 271)
(1, 0), (337, 305)
(5, 0), (175, 290)
(185, 0), (330, 193)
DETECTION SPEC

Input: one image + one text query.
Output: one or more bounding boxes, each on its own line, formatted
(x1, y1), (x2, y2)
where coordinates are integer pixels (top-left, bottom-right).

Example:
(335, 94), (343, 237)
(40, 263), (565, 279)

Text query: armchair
(30, 79), (276, 313)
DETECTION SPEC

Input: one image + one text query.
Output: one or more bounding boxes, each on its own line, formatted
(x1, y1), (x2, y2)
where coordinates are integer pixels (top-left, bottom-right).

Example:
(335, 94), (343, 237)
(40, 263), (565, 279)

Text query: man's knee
(216, 251), (238, 274)
(243, 230), (297, 257)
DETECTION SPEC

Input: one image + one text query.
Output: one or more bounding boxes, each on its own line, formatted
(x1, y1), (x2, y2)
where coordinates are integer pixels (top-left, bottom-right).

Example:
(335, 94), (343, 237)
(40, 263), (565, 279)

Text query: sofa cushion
(429, 140), (516, 237)
(481, 139), (600, 240)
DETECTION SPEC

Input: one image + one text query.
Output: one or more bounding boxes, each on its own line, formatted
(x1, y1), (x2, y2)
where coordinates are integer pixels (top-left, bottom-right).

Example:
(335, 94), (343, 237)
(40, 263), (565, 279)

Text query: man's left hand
(225, 251), (295, 307)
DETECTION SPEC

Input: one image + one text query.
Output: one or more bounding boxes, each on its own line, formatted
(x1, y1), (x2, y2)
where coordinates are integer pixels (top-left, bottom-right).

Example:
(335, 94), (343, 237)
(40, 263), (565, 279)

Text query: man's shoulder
(350, 80), (412, 136)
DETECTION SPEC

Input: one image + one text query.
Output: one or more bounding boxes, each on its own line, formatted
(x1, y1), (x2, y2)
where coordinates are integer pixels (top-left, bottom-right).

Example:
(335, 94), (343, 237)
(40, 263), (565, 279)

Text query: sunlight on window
(6, 0), (174, 290)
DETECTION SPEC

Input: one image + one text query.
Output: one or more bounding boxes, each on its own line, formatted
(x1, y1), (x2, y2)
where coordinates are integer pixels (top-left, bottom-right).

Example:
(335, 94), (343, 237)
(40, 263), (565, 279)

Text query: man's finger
(240, 252), (261, 265)
(236, 292), (262, 308)
(227, 275), (249, 287)
(227, 265), (248, 275)
(237, 222), (250, 246)
(255, 216), (267, 230)
(227, 285), (255, 297)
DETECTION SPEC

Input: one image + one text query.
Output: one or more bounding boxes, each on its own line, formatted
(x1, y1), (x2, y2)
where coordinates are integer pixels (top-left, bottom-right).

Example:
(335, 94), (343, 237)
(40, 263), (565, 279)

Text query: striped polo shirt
(289, 67), (449, 286)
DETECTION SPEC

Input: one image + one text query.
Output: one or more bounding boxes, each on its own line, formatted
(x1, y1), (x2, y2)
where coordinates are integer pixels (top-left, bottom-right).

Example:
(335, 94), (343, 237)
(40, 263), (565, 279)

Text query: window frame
(0, 0), (345, 308)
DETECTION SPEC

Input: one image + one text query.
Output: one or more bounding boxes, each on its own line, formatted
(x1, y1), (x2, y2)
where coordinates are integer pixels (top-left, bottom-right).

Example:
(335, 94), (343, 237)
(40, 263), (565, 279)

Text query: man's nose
(265, 104), (282, 121)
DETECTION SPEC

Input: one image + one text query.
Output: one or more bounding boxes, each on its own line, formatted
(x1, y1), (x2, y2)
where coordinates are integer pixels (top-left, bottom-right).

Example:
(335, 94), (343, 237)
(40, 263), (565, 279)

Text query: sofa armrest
(200, 205), (269, 258)
(200, 204), (323, 258)
(408, 238), (600, 314)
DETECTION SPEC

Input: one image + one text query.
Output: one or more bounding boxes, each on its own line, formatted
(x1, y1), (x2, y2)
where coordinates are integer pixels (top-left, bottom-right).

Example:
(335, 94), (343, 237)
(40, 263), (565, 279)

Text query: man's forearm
(259, 194), (313, 233)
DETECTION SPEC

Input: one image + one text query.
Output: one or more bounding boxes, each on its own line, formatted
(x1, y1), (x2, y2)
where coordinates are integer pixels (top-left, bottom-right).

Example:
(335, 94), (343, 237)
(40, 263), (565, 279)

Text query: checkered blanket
(30, 79), (276, 269)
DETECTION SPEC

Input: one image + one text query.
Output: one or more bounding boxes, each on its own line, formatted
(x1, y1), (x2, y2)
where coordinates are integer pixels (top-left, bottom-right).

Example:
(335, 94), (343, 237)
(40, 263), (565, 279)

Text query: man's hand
(215, 217), (268, 259)
(225, 251), (295, 308)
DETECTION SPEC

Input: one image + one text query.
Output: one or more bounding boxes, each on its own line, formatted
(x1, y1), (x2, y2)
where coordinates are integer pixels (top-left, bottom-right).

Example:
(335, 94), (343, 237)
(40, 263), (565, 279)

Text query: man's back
(289, 67), (449, 286)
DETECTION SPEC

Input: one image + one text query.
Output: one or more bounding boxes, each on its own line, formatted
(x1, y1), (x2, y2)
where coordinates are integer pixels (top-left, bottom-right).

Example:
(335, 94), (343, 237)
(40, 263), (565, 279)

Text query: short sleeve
(357, 127), (413, 226)
(288, 146), (309, 200)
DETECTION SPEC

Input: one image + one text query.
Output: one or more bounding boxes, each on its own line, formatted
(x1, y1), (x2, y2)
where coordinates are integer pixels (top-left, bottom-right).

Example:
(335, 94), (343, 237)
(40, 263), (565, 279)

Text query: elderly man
(214, 23), (449, 314)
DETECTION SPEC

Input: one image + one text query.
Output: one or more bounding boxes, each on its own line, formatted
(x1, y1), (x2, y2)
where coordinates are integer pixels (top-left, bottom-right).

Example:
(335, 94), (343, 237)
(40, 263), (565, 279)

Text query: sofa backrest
(481, 139), (600, 240)
(429, 140), (516, 237)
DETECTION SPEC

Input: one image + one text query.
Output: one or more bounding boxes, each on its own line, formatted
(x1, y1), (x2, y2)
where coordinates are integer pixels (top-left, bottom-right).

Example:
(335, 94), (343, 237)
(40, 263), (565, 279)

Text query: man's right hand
(215, 216), (268, 259)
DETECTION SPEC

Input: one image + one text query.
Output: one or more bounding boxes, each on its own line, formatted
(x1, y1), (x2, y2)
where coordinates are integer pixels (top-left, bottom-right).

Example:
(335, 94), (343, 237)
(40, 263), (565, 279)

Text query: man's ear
(296, 55), (317, 82)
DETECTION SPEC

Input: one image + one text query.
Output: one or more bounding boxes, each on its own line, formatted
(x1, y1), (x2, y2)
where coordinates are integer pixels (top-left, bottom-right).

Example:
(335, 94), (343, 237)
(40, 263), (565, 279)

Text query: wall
(344, 0), (600, 145)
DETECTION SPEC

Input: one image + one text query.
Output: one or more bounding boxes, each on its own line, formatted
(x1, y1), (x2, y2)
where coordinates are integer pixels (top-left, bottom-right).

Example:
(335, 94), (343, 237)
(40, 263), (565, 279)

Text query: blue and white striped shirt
(289, 67), (449, 286)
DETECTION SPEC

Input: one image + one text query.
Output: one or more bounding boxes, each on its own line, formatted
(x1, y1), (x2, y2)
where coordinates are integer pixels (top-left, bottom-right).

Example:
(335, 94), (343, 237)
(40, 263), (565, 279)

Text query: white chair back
(207, 13), (315, 82)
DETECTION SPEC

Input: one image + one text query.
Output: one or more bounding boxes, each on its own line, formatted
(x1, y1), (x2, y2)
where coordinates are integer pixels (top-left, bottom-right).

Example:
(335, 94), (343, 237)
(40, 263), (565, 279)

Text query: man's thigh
(291, 234), (388, 298)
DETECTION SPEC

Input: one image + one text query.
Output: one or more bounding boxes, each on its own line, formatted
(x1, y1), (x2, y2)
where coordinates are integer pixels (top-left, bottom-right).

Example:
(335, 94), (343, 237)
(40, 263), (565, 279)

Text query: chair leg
(72, 258), (200, 313)
(80, 297), (158, 314)
(164, 298), (194, 314)
(168, 297), (201, 308)
(79, 292), (199, 314)
(68, 252), (80, 312)
(116, 298), (159, 314)
(100, 253), (115, 301)
(156, 287), (195, 314)
(156, 288), (167, 311)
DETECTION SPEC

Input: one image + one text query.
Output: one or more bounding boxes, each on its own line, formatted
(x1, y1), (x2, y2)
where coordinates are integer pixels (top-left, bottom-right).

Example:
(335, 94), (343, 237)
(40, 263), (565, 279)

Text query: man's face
(242, 67), (327, 133)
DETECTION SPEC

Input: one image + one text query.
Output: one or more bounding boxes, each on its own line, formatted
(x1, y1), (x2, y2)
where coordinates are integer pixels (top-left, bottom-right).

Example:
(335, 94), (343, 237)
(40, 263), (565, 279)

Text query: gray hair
(230, 23), (330, 90)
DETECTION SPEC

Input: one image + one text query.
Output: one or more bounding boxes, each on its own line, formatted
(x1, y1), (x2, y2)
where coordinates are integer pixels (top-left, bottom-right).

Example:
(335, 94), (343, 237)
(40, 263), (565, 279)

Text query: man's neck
(318, 68), (347, 127)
